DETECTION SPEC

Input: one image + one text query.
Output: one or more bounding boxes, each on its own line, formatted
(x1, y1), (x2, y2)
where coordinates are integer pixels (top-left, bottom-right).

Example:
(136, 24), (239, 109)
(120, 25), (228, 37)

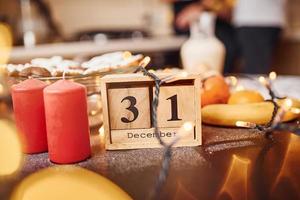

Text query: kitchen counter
(9, 36), (187, 63)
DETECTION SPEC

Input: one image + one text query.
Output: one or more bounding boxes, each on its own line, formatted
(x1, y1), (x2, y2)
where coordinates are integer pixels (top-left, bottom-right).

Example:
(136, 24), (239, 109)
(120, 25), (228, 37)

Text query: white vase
(181, 12), (225, 74)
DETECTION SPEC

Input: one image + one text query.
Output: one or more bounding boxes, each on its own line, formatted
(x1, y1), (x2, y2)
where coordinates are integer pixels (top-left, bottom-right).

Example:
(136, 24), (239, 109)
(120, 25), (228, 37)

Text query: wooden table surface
(1, 124), (299, 200)
(1, 75), (300, 200)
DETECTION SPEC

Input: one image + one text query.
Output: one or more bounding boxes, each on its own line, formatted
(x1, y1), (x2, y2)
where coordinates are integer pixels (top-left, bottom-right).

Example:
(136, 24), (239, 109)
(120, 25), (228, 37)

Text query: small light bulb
(236, 121), (247, 127)
(227, 76), (238, 86)
(183, 122), (193, 131)
(180, 71), (188, 78)
(235, 85), (245, 91)
(98, 126), (105, 146)
(45, 80), (51, 85)
(0, 84), (4, 94)
(176, 121), (194, 140)
(139, 56), (151, 68)
(283, 98), (293, 109)
(98, 126), (104, 136)
(269, 71), (277, 80)
(235, 121), (256, 128)
(90, 110), (98, 116)
(291, 108), (300, 114)
(258, 76), (267, 85)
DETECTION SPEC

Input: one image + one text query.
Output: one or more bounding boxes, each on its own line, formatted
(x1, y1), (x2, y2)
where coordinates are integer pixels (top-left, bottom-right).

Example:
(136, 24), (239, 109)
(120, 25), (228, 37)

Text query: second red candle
(43, 80), (91, 164)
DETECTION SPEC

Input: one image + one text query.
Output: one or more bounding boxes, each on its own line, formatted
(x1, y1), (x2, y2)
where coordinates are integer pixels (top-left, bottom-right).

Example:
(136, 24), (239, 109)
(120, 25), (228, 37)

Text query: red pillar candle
(11, 79), (48, 154)
(44, 80), (91, 164)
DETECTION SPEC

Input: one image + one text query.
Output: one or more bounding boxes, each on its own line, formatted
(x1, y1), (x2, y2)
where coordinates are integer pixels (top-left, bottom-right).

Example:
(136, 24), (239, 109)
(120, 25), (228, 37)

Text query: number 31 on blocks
(101, 73), (202, 150)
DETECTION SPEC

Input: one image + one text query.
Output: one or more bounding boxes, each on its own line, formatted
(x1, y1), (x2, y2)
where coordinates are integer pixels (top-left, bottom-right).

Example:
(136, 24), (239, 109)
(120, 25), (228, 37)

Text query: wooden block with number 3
(108, 87), (151, 130)
(156, 85), (195, 128)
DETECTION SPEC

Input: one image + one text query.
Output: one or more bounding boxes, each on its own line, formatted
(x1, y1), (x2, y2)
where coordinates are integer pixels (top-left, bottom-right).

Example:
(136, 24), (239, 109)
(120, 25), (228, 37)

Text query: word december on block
(101, 73), (202, 150)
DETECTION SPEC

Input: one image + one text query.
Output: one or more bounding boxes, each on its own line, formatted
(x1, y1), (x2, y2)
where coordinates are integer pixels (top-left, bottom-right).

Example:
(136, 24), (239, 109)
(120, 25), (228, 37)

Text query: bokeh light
(269, 71), (277, 81)
(0, 120), (23, 176)
(0, 23), (13, 65)
(11, 166), (132, 200)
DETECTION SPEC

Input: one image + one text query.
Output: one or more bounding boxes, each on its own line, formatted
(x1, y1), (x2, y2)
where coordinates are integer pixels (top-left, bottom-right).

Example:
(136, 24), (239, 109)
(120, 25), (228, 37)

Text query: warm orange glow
(88, 95), (102, 117)
(174, 182), (198, 200)
(226, 0), (237, 7)
(0, 64), (6, 74)
(11, 166), (132, 200)
(217, 155), (251, 200)
(0, 23), (12, 65)
(270, 134), (300, 197)
(0, 83), (4, 95)
(0, 120), (23, 176)
(98, 125), (105, 147)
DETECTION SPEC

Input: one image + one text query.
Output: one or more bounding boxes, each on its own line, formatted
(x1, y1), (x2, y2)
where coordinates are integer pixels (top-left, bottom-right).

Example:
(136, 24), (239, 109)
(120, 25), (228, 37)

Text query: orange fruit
(201, 75), (230, 107)
(228, 90), (264, 104)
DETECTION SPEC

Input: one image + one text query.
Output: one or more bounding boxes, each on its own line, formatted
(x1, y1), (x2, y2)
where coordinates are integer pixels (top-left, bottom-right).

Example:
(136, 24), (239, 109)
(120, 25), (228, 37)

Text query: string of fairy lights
(135, 57), (193, 200)
(135, 57), (300, 199)
(233, 72), (300, 136)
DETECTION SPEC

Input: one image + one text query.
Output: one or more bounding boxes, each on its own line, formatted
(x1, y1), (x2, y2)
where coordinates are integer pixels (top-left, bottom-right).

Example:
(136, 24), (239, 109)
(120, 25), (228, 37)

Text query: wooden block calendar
(101, 73), (202, 150)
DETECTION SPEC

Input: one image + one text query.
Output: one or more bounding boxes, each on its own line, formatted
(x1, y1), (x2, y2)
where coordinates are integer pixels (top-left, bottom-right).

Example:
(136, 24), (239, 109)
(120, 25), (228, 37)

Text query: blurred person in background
(233, 0), (286, 74)
(165, 0), (286, 74)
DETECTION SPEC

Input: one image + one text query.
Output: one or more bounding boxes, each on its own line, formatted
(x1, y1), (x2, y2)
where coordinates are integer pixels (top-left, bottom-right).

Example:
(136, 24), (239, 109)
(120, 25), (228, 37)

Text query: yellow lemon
(228, 90), (264, 105)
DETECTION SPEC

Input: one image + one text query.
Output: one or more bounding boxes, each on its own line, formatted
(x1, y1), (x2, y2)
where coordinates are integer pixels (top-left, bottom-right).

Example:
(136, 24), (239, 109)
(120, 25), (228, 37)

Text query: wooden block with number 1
(156, 85), (195, 128)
